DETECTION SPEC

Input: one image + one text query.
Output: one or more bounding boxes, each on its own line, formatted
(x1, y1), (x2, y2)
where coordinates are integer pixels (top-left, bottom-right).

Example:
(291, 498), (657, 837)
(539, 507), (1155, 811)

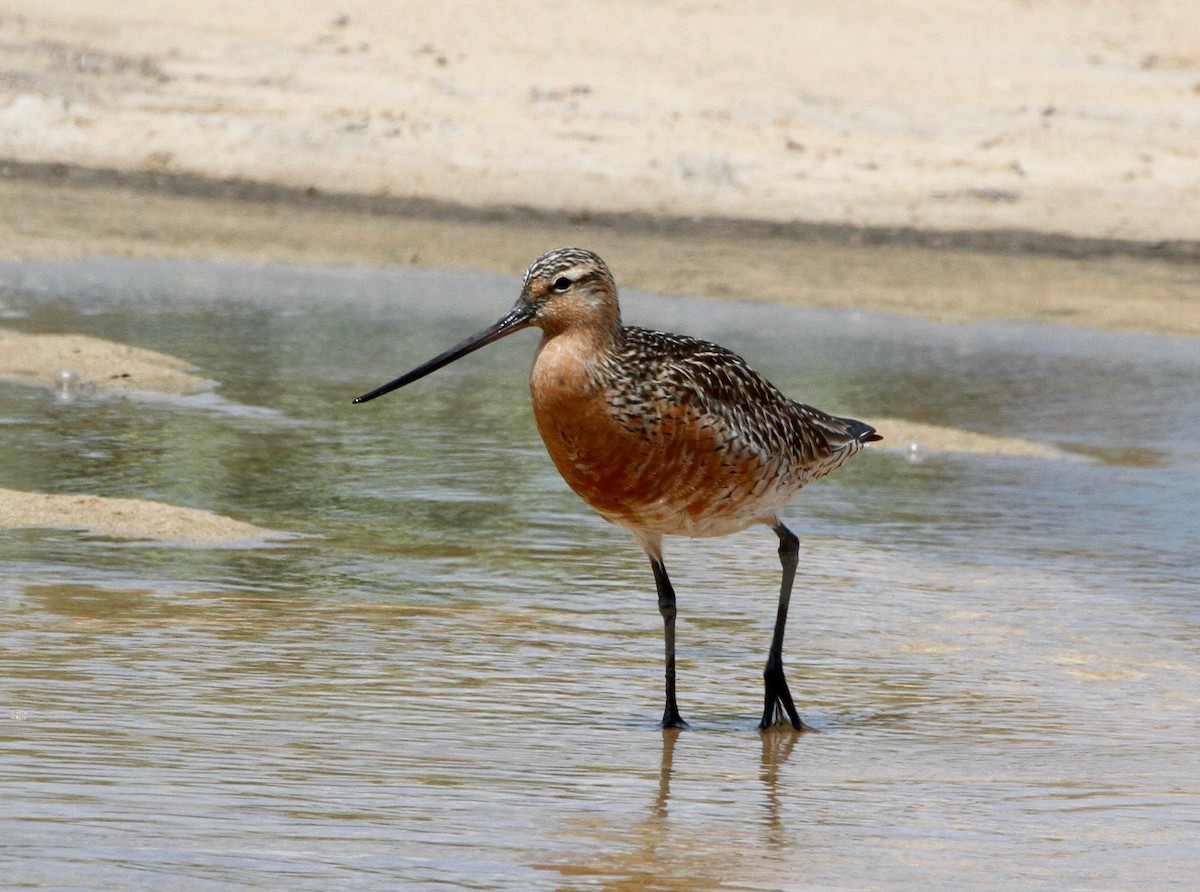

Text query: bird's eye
(551, 276), (572, 292)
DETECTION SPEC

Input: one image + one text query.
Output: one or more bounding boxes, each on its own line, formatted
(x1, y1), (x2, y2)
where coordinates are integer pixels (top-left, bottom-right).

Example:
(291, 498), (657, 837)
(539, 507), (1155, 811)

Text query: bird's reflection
(758, 728), (800, 848)
(654, 724), (799, 843)
(539, 727), (802, 890)
(653, 727), (681, 821)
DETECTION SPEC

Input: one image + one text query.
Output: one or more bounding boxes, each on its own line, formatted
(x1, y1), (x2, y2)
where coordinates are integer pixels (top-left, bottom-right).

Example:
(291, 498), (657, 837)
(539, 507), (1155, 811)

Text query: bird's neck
(531, 323), (623, 394)
(539, 313), (622, 354)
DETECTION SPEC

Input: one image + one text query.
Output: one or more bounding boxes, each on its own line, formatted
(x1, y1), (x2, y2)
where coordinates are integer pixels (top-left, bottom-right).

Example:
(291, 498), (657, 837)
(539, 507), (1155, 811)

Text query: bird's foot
(758, 698), (806, 733)
(661, 707), (690, 730)
(760, 663), (804, 732)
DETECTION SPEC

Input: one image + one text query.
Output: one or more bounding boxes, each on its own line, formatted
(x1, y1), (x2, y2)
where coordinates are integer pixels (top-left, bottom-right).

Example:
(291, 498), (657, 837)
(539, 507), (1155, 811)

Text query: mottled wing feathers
(607, 327), (877, 483)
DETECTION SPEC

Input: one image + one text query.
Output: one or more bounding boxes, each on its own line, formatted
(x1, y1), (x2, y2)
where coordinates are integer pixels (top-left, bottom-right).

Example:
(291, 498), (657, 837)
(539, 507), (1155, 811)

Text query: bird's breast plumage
(529, 326), (868, 538)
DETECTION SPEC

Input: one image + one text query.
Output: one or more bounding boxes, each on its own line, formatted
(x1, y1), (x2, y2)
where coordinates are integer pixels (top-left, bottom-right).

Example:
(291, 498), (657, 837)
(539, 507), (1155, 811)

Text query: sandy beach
(1, 0), (1197, 333)
(3, 1), (1200, 243)
(1, 1), (1198, 541)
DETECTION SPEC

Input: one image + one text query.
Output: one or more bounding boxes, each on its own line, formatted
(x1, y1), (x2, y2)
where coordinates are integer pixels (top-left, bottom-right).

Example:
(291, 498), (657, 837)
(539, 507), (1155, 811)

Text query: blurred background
(3, 1), (1200, 249)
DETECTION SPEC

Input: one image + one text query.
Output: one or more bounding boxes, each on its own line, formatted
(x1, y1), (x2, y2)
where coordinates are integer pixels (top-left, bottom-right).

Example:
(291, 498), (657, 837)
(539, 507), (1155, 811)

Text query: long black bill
(353, 304), (535, 404)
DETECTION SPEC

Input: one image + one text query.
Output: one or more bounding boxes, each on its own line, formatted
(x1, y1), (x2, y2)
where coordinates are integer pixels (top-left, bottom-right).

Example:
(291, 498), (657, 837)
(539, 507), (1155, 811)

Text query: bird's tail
(840, 416), (882, 444)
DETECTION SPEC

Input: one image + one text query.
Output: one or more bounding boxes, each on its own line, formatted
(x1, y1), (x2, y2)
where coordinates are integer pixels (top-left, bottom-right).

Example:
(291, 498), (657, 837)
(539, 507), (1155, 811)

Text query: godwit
(355, 248), (880, 731)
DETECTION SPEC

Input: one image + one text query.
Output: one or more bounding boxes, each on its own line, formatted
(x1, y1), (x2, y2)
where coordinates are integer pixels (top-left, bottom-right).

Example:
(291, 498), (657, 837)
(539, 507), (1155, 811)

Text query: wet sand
(4, 170), (1199, 337)
(870, 418), (1068, 461)
(0, 328), (259, 544)
(0, 488), (286, 546)
(0, 328), (213, 397)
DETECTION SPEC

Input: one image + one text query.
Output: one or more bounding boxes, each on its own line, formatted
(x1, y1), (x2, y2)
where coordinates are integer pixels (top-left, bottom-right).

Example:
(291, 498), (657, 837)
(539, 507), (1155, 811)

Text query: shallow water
(1, 257), (1197, 890)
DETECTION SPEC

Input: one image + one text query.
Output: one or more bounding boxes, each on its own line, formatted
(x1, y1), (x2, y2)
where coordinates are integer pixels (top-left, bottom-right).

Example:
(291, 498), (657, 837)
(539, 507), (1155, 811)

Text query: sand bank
(0, 328), (213, 397)
(2, 1), (1199, 245)
(0, 330), (264, 544)
(0, 487), (288, 546)
(872, 418), (1068, 461)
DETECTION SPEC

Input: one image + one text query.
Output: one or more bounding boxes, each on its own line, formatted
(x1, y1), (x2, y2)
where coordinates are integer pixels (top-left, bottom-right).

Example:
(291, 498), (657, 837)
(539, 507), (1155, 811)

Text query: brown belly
(531, 384), (791, 537)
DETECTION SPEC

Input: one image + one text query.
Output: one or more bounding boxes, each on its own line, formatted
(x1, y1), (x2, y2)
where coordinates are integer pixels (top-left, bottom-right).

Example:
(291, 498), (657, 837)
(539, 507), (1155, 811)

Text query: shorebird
(355, 248), (880, 731)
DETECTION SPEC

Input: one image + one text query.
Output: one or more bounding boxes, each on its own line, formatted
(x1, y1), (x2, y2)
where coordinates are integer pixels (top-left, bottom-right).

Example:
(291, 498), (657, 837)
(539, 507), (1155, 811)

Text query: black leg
(650, 557), (688, 730)
(760, 523), (805, 732)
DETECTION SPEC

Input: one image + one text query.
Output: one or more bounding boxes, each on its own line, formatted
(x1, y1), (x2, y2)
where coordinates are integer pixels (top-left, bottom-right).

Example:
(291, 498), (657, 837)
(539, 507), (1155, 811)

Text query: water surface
(1, 258), (1197, 889)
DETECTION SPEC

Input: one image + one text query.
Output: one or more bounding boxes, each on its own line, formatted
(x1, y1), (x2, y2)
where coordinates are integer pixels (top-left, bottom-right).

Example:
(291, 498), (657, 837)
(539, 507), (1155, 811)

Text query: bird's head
(352, 247), (619, 404)
(514, 247), (621, 337)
